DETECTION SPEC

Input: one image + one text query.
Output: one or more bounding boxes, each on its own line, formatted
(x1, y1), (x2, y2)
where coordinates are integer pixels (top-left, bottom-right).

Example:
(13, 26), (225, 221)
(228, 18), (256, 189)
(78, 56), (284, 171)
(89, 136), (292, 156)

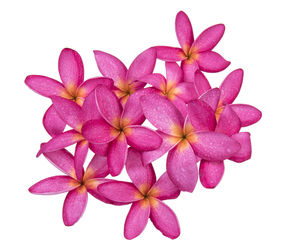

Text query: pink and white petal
(124, 200), (150, 239)
(188, 99), (216, 131)
(126, 148), (156, 194)
(140, 93), (184, 136)
(89, 143), (109, 156)
(175, 11), (194, 52)
(37, 130), (84, 157)
(199, 160), (224, 188)
(108, 133), (128, 176)
(63, 186), (88, 226)
(139, 73), (166, 90)
(150, 172), (180, 200)
(59, 48), (84, 87)
(93, 50), (127, 82)
(155, 46), (184, 61)
(175, 82), (198, 102)
(181, 60), (199, 82)
(194, 70), (211, 96)
(198, 88), (221, 111)
(78, 77), (113, 97)
(193, 24), (225, 52)
(127, 48), (156, 81)
(97, 181), (142, 203)
(81, 90), (102, 123)
(85, 154), (109, 180)
(43, 105), (66, 137)
(230, 104), (262, 127)
(219, 69), (243, 105)
(25, 75), (65, 97)
(191, 131), (241, 161)
(171, 97), (187, 118)
(81, 119), (117, 144)
(150, 198), (180, 239)
(95, 85), (122, 127)
(229, 132), (252, 163)
(215, 105), (241, 136)
(51, 96), (83, 131)
(74, 140), (89, 181)
(29, 176), (79, 195)
(197, 51), (230, 73)
(125, 126), (162, 151)
(166, 62), (183, 84)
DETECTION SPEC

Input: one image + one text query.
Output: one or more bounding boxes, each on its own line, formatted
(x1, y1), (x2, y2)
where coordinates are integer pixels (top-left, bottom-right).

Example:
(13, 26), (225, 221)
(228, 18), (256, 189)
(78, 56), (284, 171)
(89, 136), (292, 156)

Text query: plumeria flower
(82, 85), (162, 176)
(25, 48), (113, 136)
(140, 93), (241, 192)
(155, 11), (230, 82)
(29, 149), (111, 226)
(140, 62), (197, 116)
(194, 68), (262, 126)
(94, 48), (156, 105)
(98, 148), (181, 239)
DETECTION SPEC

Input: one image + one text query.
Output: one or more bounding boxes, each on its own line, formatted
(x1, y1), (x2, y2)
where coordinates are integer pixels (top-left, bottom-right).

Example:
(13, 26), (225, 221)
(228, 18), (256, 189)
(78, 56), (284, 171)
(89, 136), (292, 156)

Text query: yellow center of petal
(60, 82), (86, 106)
(215, 102), (225, 121)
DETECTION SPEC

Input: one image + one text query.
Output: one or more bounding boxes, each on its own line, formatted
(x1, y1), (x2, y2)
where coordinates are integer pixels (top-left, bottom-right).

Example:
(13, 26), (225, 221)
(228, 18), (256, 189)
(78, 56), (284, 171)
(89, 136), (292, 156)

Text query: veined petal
(175, 82), (198, 102)
(229, 132), (252, 163)
(150, 198), (180, 239)
(166, 62), (183, 84)
(139, 73), (166, 91)
(198, 88), (221, 112)
(219, 69), (243, 105)
(81, 90), (102, 123)
(155, 46), (184, 61)
(175, 11), (194, 52)
(43, 105), (66, 137)
(199, 160), (224, 188)
(230, 104), (262, 127)
(215, 105), (241, 136)
(74, 140), (89, 181)
(29, 176), (79, 195)
(197, 51), (230, 73)
(194, 70), (211, 96)
(63, 186), (88, 226)
(181, 60), (199, 82)
(78, 77), (114, 98)
(59, 48), (84, 88)
(94, 50), (127, 82)
(85, 155), (108, 180)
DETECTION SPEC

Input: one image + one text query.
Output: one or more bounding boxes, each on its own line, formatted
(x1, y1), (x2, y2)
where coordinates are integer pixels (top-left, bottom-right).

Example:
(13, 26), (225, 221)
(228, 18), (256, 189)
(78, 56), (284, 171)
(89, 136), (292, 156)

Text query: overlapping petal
(43, 105), (66, 137)
(199, 160), (225, 188)
(215, 105), (241, 136)
(229, 132), (252, 162)
(194, 70), (211, 96)
(197, 51), (230, 73)
(155, 46), (183, 61)
(230, 104), (262, 127)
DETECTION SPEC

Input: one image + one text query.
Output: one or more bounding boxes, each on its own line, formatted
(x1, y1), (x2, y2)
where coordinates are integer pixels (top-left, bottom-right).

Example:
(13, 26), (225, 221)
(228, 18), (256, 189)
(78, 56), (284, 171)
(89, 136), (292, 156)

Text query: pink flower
(98, 148), (181, 239)
(82, 85), (162, 176)
(141, 93), (241, 192)
(29, 149), (111, 226)
(155, 11), (230, 82)
(25, 48), (113, 136)
(94, 48), (156, 105)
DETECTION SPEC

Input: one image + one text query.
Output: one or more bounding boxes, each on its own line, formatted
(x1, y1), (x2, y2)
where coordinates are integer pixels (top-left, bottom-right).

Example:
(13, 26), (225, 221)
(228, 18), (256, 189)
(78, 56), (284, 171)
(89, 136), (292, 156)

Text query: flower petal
(193, 24), (225, 52)
(230, 104), (262, 127)
(150, 198), (180, 239)
(199, 160), (224, 188)
(81, 90), (102, 123)
(74, 140), (89, 181)
(229, 132), (252, 163)
(166, 140), (198, 192)
(78, 77), (114, 98)
(171, 97), (188, 118)
(197, 51), (230, 73)
(89, 143), (109, 156)
(124, 200), (150, 239)
(155, 46), (183, 61)
(63, 186), (88, 226)
(94, 50), (127, 82)
(166, 62), (183, 84)
(59, 48), (84, 87)
(85, 155), (109, 180)
(198, 88), (221, 111)
(43, 105), (66, 137)
(219, 69), (243, 105)
(194, 70), (211, 96)
(175, 11), (194, 52)
(181, 60), (199, 82)
(215, 105), (241, 136)
(139, 73), (166, 90)
(85, 178), (116, 204)
(175, 82), (198, 102)
(29, 176), (79, 195)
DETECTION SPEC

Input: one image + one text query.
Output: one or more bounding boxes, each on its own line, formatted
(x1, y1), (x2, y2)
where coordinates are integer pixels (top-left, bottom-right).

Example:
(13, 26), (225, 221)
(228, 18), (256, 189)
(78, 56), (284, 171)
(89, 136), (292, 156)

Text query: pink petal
(108, 133), (128, 176)
(155, 46), (184, 61)
(29, 176), (79, 195)
(25, 75), (64, 97)
(215, 105), (241, 136)
(74, 140), (89, 181)
(175, 82), (198, 102)
(150, 198), (180, 239)
(197, 51), (230, 73)
(175, 11), (194, 52)
(81, 90), (102, 123)
(63, 186), (88, 226)
(93, 50), (127, 82)
(43, 105), (66, 137)
(229, 132), (252, 163)
(85, 154), (109, 180)
(127, 48), (156, 81)
(59, 48), (84, 87)
(125, 126), (162, 151)
(193, 24), (225, 52)
(139, 73), (166, 90)
(140, 93), (184, 136)
(149, 172), (180, 200)
(78, 77), (114, 98)
(51, 96), (83, 131)
(181, 60), (199, 82)
(166, 62), (183, 84)
(230, 104), (262, 127)
(198, 88), (221, 111)
(97, 181), (142, 203)
(219, 69), (243, 105)
(199, 160), (224, 188)
(171, 97), (188, 118)
(126, 148), (156, 194)
(191, 131), (241, 161)
(194, 70), (211, 96)
(89, 143), (109, 156)
(95, 85), (122, 127)
(166, 140), (198, 192)
(188, 99), (216, 131)
(124, 200), (150, 239)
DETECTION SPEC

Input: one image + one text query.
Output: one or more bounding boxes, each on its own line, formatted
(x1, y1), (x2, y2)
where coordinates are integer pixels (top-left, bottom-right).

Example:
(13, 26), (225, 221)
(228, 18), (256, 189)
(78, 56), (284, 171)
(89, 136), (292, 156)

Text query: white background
(1, 0), (299, 251)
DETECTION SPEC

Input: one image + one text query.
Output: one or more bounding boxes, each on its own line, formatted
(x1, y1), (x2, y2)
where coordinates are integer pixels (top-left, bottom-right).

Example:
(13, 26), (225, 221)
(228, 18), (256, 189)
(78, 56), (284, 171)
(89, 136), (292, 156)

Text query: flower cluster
(26, 11), (261, 239)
